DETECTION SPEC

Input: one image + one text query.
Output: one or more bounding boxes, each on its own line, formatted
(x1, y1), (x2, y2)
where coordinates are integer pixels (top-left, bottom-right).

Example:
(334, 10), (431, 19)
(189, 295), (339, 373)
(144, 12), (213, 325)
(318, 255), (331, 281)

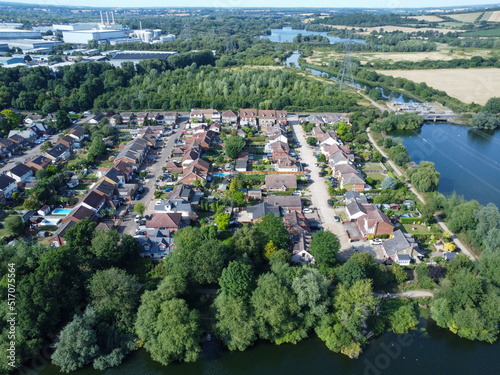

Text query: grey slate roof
(46, 144), (69, 158)
(247, 202), (280, 221)
(0, 175), (16, 190)
(9, 163), (32, 178)
(382, 230), (416, 256)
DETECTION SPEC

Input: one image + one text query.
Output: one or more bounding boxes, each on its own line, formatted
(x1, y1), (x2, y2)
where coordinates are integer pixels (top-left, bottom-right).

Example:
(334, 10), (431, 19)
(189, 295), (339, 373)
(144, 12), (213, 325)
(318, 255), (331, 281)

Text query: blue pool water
(52, 208), (72, 215)
(213, 173), (232, 177)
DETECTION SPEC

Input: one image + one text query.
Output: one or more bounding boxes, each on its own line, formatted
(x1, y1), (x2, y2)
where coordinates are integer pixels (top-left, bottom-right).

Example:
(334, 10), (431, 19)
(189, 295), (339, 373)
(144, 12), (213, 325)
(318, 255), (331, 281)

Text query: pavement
(118, 116), (188, 236)
(374, 290), (434, 299)
(367, 128), (476, 261)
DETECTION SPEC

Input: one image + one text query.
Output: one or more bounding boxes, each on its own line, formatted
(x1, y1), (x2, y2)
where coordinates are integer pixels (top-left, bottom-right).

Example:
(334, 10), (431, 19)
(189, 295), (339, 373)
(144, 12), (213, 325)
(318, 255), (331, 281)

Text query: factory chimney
(140, 21), (142, 30)
(111, 12), (115, 24)
(106, 11), (110, 25)
(100, 11), (104, 25)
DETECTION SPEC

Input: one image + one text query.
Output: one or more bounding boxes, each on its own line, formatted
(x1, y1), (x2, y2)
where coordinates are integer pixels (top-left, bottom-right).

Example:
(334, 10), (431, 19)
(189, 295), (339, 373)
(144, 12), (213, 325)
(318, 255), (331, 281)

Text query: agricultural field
(447, 12), (483, 23)
(320, 24), (463, 34)
(487, 10), (500, 22)
(480, 11), (494, 22)
(466, 28), (500, 37)
(377, 68), (500, 105)
(304, 46), (494, 65)
(409, 15), (445, 22)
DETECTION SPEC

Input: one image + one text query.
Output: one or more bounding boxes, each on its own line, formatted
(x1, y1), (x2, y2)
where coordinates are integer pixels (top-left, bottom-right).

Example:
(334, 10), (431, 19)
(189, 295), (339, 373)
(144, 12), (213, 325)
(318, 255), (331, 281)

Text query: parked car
(333, 216), (340, 222)
(134, 215), (141, 223)
(370, 239), (383, 245)
(302, 208), (313, 214)
(328, 199), (333, 206)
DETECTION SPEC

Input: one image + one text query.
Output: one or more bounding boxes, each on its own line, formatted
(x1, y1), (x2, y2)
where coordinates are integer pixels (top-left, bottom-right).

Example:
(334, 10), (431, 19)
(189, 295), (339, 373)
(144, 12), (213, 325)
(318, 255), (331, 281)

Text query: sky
(5, 0), (500, 8)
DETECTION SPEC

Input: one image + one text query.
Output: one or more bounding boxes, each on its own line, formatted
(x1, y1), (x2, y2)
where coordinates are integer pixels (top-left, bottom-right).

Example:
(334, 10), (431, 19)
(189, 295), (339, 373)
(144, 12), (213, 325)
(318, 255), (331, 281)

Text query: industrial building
(160, 34), (176, 43)
(62, 29), (126, 44)
(6, 39), (61, 52)
(0, 56), (25, 66)
(109, 51), (177, 66)
(0, 29), (42, 40)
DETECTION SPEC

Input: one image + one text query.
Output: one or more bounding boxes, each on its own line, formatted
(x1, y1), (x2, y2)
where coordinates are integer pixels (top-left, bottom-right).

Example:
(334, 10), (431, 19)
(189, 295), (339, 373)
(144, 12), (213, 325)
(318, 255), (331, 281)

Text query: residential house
(283, 210), (310, 237)
(266, 196), (302, 213)
(235, 159), (248, 172)
(113, 161), (134, 182)
(67, 175), (79, 188)
(221, 110), (238, 124)
(136, 229), (175, 260)
(276, 157), (299, 172)
(154, 199), (193, 220)
(291, 249), (315, 265)
(29, 123), (51, 136)
(50, 221), (77, 247)
(239, 109), (257, 126)
(121, 112), (134, 123)
(8, 129), (37, 142)
(80, 190), (107, 213)
(382, 229), (421, 264)
(100, 167), (127, 186)
(0, 175), (18, 198)
(165, 160), (183, 174)
(172, 147), (184, 158)
(145, 213), (182, 232)
(312, 126), (324, 137)
(109, 114), (122, 126)
(7, 163), (33, 184)
(177, 159), (210, 185)
(356, 207), (394, 238)
(0, 138), (20, 156)
(248, 189), (263, 201)
(26, 155), (51, 172)
(322, 113), (349, 125)
(209, 123), (221, 134)
(88, 112), (104, 125)
(258, 110), (276, 126)
(304, 114), (324, 126)
(189, 109), (206, 122)
(344, 191), (368, 205)
(8, 134), (30, 148)
(61, 205), (96, 225)
(332, 163), (358, 180)
(93, 179), (117, 201)
(265, 174), (297, 191)
(56, 134), (77, 149)
(68, 126), (87, 143)
(341, 173), (365, 192)
(24, 114), (44, 125)
(45, 144), (70, 163)
(136, 112), (148, 126)
(277, 110), (288, 126)
(318, 131), (339, 147)
(118, 183), (136, 202)
(246, 202), (280, 222)
(163, 112), (178, 125)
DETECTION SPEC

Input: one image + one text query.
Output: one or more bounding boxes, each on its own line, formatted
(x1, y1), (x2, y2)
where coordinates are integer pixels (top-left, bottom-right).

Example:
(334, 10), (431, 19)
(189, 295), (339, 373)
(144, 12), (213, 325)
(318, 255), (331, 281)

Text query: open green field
(480, 11), (494, 22)
(366, 172), (386, 181)
(402, 223), (441, 234)
(466, 28), (500, 37)
(361, 163), (385, 171)
(448, 12), (482, 23)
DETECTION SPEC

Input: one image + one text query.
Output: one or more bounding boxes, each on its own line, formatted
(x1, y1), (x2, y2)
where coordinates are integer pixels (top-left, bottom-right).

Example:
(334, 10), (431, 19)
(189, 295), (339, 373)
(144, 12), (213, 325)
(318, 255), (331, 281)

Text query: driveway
(292, 121), (351, 251)
(118, 117), (188, 236)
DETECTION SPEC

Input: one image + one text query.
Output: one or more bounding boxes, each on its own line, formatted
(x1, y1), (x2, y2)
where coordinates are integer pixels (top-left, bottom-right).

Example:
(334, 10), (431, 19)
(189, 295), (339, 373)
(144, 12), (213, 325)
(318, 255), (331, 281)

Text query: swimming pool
(52, 208), (73, 215)
(213, 173), (232, 178)
(41, 218), (60, 226)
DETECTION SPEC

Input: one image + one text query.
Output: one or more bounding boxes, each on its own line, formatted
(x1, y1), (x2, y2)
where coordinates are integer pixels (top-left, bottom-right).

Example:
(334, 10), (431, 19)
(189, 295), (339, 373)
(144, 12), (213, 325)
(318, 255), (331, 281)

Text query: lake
(36, 319), (500, 375)
(262, 27), (365, 44)
(391, 122), (500, 207)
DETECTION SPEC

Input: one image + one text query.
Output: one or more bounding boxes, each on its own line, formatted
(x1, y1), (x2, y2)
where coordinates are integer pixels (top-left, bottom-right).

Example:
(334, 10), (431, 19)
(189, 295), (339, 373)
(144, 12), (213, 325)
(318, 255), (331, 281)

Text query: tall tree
(309, 230), (340, 274)
(224, 135), (246, 159)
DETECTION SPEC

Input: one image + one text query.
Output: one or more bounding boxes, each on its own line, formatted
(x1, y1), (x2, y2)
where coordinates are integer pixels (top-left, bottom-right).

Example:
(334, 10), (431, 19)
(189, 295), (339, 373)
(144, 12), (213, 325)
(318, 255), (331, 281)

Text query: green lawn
(67, 153), (88, 168)
(96, 162), (113, 168)
(366, 172), (386, 181)
(85, 173), (98, 181)
(361, 163), (384, 171)
(69, 183), (91, 190)
(466, 28), (500, 37)
(401, 223), (441, 234)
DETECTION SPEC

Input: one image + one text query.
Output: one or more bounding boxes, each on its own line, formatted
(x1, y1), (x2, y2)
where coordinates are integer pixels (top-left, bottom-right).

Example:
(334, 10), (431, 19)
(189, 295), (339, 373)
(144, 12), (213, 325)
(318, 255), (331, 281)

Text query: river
(391, 123), (500, 207)
(262, 27), (365, 44)
(37, 318), (500, 375)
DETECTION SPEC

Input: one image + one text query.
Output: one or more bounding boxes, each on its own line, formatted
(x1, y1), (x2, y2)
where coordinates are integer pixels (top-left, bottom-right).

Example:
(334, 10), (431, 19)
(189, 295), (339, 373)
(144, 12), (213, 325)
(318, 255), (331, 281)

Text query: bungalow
(68, 126), (87, 143)
(136, 229), (175, 260)
(258, 110), (276, 126)
(235, 159), (248, 172)
(344, 191), (368, 205)
(8, 129), (37, 142)
(45, 144), (71, 163)
(26, 155), (51, 172)
(88, 112), (104, 125)
(266, 196), (302, 213)
(0, 175), (18, 198)
(7, 163), (33, 184)
(145, 213), (182, 232)
(265, 174), (297, 191)
(276, 157), (299, 172)
(80, 190), (107, 213)
(341, 173), (365, 192)
(382, 230), (421, 264)
(62, 205), (96, 224)
(239, 109), (257, 126)
(246, 202), (280, 222)
(304, 115), (324, 126)
(49, 221), (77, 247)
(322, 113), (349, 125)
(221, 109), (238, 124)
(37, 205), (51, 216)
(24, 114), (44, 125)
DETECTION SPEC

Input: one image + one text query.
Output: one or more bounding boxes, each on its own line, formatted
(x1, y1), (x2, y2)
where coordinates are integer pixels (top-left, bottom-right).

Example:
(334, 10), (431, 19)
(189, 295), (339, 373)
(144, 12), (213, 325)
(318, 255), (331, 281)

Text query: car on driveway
(302, 208), (313, 214)
(333, 216), (340, 222)
(328, 199), (333, 206)
(370, 239), (383, 245)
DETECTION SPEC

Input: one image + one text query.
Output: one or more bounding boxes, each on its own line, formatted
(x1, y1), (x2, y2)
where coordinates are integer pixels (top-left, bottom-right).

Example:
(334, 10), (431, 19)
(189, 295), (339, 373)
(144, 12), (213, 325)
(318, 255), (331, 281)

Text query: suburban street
(118, 116), (188, 236)
(367, 128), (476, 260)
(292, 120), (375, 258)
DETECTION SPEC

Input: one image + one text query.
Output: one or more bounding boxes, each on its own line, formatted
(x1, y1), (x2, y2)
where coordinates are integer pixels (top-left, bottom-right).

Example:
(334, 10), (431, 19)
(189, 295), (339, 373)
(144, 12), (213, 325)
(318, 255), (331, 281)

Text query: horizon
(2, 0), (500, 9)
